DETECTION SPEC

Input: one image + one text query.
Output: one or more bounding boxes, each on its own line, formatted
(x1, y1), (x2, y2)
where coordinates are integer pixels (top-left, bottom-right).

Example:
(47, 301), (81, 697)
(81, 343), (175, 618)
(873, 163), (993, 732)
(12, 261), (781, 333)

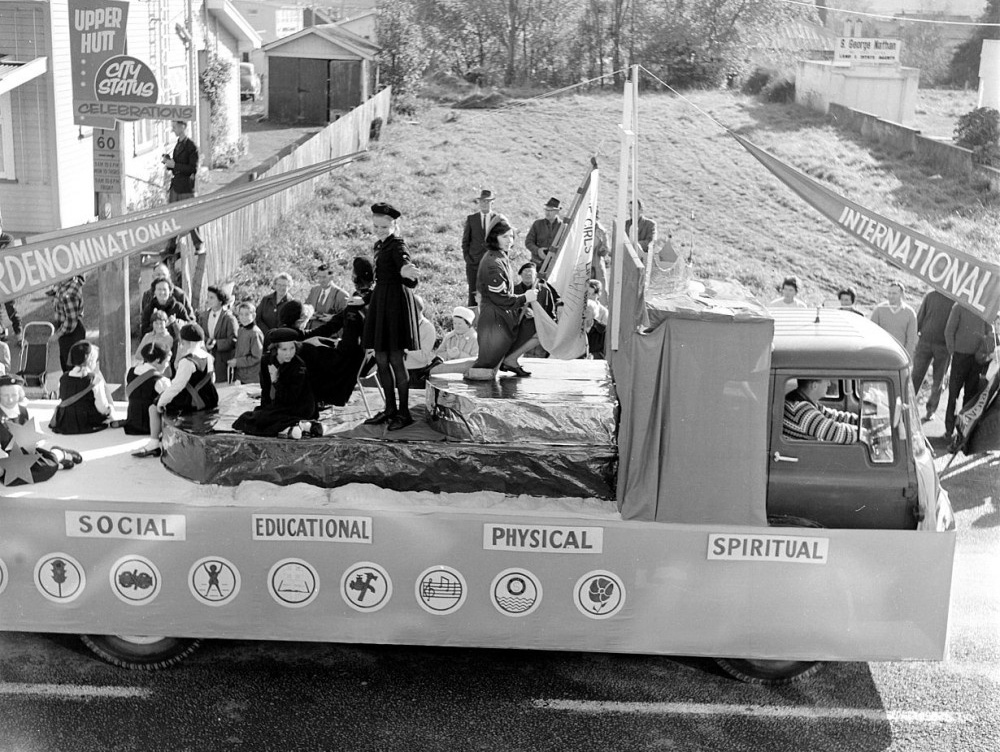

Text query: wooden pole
(94, 124), (131, 399)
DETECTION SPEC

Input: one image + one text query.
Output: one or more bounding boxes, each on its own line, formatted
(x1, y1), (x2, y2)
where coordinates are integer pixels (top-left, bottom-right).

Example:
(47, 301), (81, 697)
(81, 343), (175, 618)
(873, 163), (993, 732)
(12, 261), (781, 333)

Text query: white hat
(452, 306), (475, 325)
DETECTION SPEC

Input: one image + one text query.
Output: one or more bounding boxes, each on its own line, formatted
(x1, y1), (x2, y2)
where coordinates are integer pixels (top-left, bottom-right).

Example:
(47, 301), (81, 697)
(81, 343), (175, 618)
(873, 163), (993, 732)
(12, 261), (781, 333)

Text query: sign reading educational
(69, 0), (193, 127)
(835, 38), (901, 65)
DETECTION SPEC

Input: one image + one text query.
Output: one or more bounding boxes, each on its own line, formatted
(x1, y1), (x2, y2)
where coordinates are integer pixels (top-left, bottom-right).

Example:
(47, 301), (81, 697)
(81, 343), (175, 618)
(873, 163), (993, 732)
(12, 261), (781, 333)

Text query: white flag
(534, 167), (598, 360)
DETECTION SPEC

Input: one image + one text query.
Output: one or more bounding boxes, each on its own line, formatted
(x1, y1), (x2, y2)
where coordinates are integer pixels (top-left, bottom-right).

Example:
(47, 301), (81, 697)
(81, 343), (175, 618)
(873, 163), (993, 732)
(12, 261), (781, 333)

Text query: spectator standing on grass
(229, 302), (264, 385)
(0, 214), (23, 342)
(461, 189), (498, 307)
(198, 286), (238, 384)
(304, 263), (349, 328)
(912, 290), (955, 422)
(769, 276), (807, 309)
(161, 120), (204, 265)
(255, 272), (295, 336)
(50, 275), (87, 371)
(525, 197), (564, 275)
(624, 199), (658, 254)
(943, 304), (996, 439)
(870, 280), (917, 356)
(837, 288), (864, 315)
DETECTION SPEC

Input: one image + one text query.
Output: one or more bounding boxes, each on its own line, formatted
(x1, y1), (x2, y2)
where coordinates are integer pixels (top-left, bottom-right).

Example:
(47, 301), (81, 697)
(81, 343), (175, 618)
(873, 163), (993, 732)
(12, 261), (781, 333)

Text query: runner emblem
(268, 558), (319, 608)
(110, 555), (162, 605)
(574, 570), (626, 619)
(189, 557), (241, 606)
(34, 552), (86, 603)
(415, 566), (467, 615)
(490, 568), (542, 617)
(341, 562), (391, 612)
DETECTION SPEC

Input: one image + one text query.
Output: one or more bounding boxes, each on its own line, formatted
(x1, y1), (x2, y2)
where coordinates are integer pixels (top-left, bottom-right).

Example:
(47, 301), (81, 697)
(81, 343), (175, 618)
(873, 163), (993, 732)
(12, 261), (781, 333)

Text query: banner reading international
(0, 152), (364, 303)
(534, 166), (597, 359)
(732, 133), (1000, 320)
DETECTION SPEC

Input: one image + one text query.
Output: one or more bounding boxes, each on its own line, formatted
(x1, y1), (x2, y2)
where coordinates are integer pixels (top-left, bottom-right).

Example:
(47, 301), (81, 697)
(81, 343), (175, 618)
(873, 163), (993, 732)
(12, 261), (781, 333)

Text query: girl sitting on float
(0, 374), (82, 484)
(49, 341), (122, 434)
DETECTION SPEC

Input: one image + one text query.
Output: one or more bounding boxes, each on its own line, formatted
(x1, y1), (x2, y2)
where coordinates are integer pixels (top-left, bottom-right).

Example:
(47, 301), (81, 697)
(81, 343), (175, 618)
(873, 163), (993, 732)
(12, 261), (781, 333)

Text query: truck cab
(765, 309), (952, 531)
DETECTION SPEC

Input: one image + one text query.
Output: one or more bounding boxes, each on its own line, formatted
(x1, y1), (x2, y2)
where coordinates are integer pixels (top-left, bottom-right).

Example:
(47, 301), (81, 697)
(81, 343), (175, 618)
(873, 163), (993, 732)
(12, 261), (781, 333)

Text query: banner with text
(733, 134), (1000, 320)
(69, 0), (193, 127)
(0, 152), (364, 302)
(534, 167), (597, 359)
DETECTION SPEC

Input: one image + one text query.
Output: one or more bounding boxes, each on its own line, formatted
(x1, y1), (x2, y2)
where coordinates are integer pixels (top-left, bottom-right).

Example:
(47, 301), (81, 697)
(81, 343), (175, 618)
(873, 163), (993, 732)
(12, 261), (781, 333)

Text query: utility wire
(776, 0), (1000, 27)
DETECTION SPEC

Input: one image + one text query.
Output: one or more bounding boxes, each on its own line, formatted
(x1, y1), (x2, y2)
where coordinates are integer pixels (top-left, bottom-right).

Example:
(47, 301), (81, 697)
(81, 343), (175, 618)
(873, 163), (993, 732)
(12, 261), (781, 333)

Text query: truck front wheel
(714, 514), (827, 685)
(80, 634), (202, 670)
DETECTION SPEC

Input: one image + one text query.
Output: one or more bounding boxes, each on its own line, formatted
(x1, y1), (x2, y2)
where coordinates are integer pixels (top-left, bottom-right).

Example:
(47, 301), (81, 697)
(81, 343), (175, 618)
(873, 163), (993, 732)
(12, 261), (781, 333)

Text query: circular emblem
(94, 55), (159, 104)
(189, 557), (241, 607)
(415, 565), (467, 615)
(110, 555), (162, 606)
(268, 558), (319, 608)
(573, 570), (626, 619)
(34, 552), (86, 604)
(490, 568), (542, 617)
(0, 557), (8, 596)
(340, 562), (392, 612)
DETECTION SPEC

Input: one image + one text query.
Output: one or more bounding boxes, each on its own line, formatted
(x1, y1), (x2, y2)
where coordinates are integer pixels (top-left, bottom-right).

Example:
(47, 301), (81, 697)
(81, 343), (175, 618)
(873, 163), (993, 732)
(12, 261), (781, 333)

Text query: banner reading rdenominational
(733, 134), (1000, 320)
(0, 152), (364, 302)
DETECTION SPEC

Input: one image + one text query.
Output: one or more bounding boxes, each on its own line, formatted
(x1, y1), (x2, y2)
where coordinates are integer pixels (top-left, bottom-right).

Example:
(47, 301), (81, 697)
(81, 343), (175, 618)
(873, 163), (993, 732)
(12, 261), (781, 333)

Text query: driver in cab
(783, 378), (868, 444)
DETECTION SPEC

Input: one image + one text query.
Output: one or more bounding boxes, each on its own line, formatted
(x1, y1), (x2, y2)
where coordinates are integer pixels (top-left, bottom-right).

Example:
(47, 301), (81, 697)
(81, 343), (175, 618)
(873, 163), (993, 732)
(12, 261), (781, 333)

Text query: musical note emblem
(415, 566), (467, 615)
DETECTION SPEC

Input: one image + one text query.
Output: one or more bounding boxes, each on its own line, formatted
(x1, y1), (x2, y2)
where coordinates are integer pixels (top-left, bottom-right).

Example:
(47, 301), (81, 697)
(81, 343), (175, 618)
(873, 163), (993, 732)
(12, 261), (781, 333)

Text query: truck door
(766, 373), (916, 530)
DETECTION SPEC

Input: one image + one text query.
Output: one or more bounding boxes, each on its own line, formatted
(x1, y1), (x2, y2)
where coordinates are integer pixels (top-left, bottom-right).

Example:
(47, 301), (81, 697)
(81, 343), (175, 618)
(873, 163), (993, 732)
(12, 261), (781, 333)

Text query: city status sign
(69, 0), (194, 127)
(834, 38), (902, 66)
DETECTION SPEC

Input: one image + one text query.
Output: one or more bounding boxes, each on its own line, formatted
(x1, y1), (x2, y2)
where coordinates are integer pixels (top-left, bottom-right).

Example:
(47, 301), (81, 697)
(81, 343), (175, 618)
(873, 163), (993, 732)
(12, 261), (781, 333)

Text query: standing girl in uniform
(361, 202), (419, 431)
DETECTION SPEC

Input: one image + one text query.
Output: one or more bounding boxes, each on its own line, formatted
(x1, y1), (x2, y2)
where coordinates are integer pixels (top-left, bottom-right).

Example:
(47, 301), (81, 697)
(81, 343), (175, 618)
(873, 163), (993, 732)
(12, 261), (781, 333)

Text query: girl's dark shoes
(132, 446), (162, 458)
(387, 413), (414, 431)
(363, 410), (396, 426)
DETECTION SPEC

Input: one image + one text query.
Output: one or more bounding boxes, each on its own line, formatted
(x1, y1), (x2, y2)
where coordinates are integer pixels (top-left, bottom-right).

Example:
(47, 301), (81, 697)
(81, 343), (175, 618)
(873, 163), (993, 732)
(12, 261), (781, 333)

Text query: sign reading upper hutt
(69, 0), (193, 127)
(835, 38), (901, 65)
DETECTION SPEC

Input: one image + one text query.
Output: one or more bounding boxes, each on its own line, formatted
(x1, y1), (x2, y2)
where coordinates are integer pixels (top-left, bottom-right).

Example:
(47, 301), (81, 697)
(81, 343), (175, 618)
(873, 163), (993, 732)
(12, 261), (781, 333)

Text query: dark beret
(179, 323), (205, 342)
(370, 202), (401, 219)
(0, 374), (26, 388)
(268, 327), (300, 343)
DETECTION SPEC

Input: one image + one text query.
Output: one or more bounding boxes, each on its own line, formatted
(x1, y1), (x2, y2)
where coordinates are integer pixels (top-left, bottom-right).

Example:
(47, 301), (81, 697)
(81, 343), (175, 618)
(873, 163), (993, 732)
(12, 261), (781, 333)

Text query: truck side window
(860, 381), (894, 464)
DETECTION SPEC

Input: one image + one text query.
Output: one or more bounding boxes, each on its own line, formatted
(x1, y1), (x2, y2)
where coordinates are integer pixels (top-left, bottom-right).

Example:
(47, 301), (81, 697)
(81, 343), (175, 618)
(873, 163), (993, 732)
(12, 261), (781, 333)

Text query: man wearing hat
(305, 262), (349, 328)
(461, 189), (498, 307)
(623, 198), (657, 254)
(525, 197), (564, 275)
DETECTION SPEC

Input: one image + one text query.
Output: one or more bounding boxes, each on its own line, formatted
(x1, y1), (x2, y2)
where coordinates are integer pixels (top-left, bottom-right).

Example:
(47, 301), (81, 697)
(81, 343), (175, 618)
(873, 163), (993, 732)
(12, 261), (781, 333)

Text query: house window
(0, 93), (15, 180)
(134, 116), (159, 156)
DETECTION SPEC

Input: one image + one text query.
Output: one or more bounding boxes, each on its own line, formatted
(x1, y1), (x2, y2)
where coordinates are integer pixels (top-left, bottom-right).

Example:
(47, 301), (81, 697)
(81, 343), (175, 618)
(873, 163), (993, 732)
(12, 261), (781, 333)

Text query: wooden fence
(182, 87), (392, 302)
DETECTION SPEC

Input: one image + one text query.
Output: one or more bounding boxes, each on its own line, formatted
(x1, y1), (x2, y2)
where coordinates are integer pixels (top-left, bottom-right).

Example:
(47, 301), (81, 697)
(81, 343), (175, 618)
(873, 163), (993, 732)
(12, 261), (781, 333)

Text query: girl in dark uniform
(467, 217), (538, 379)
(361, 202), (420, 431)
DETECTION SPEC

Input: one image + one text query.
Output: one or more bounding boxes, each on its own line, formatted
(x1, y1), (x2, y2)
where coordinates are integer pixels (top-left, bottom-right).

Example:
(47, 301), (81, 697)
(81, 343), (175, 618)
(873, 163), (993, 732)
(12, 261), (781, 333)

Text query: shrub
(742, 67), (777, 96)
(212, 136), (248, 170)
(762, 75), (796, 104)
(955, 107), (1000, 151)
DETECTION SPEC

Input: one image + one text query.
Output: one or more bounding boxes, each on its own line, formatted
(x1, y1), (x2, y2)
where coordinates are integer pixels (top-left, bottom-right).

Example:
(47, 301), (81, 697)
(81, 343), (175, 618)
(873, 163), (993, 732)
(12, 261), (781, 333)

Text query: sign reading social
(69, 0), (194, 127)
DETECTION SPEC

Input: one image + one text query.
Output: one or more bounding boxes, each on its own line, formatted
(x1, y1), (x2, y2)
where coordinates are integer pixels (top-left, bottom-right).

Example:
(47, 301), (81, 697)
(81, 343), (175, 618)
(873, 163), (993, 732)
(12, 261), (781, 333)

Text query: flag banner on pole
(732, 133), (1000, 321)
(0, 151), (365, 303)
(534, 167), (598, 359)
(955, 359), (1000, 455)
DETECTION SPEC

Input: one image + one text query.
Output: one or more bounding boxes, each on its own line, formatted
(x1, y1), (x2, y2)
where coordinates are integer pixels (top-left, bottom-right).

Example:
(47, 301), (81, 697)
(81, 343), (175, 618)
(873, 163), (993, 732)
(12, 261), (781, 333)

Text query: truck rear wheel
(80, 634), (202, 670)
(713, 514), (827, 685)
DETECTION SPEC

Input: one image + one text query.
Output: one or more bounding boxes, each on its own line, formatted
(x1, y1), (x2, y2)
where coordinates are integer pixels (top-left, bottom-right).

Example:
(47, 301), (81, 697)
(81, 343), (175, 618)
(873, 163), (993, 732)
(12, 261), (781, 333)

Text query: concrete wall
(797, 60), (919, 126)
(827, 102), (1000, 191)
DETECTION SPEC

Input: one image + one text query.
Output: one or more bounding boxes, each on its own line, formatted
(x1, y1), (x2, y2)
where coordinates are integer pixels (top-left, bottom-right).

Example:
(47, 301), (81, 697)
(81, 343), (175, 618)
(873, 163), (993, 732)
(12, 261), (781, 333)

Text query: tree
(948, 0), (1000, 87)
(376, 0), (429, 99)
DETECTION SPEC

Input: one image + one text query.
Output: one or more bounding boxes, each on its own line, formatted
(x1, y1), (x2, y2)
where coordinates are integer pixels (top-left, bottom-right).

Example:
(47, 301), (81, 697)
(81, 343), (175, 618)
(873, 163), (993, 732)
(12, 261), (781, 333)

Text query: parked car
(240, 62), (261, 101)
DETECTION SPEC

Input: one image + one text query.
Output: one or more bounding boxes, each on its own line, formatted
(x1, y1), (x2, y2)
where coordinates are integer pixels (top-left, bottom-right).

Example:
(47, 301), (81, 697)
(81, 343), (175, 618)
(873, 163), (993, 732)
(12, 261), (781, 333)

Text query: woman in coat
(361, 202), (420, 431)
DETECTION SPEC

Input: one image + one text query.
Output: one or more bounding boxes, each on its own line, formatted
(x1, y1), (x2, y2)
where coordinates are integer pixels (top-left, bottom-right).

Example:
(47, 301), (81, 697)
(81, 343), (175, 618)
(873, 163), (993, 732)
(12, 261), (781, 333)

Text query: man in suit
(525, 197), (564, 276)
(624, 198), (657, 253)
(461, 189), (497, 307)
(162, 120), (204, 264)
(304, 263), (349, 328)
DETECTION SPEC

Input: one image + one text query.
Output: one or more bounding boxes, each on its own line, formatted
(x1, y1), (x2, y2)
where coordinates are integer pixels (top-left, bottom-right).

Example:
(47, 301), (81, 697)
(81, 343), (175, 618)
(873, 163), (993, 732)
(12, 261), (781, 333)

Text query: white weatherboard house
(0, 0), (259, 238)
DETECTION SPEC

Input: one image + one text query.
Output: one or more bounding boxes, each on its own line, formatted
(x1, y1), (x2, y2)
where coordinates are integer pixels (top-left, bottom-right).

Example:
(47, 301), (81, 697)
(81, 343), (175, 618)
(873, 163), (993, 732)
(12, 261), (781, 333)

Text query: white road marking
(0, 682), (151, 700)
(532, 699), (966, 724)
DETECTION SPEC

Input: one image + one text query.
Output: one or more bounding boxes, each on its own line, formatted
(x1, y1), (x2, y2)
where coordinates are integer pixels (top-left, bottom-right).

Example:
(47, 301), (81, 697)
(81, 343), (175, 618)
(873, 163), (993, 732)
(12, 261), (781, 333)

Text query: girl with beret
(232, 327), (317, 438)
(362, 202), (420, 431)
(49, 341), (120, 434)
(466, 217), (538, 379)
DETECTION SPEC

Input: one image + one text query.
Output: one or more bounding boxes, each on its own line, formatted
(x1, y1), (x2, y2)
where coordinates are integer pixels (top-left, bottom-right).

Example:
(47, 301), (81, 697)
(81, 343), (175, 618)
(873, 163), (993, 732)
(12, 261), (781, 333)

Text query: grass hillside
(232, 91), (1000, 329)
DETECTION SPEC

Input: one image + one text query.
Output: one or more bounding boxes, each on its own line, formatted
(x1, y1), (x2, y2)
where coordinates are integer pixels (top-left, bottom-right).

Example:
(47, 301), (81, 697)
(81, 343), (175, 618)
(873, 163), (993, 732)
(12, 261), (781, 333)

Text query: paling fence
(192, 88), (392, 295)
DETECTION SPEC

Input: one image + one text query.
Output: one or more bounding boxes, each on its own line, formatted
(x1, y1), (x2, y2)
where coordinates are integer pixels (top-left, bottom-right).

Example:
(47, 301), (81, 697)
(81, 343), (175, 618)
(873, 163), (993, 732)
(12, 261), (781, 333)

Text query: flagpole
(610, 65), (637, 352)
